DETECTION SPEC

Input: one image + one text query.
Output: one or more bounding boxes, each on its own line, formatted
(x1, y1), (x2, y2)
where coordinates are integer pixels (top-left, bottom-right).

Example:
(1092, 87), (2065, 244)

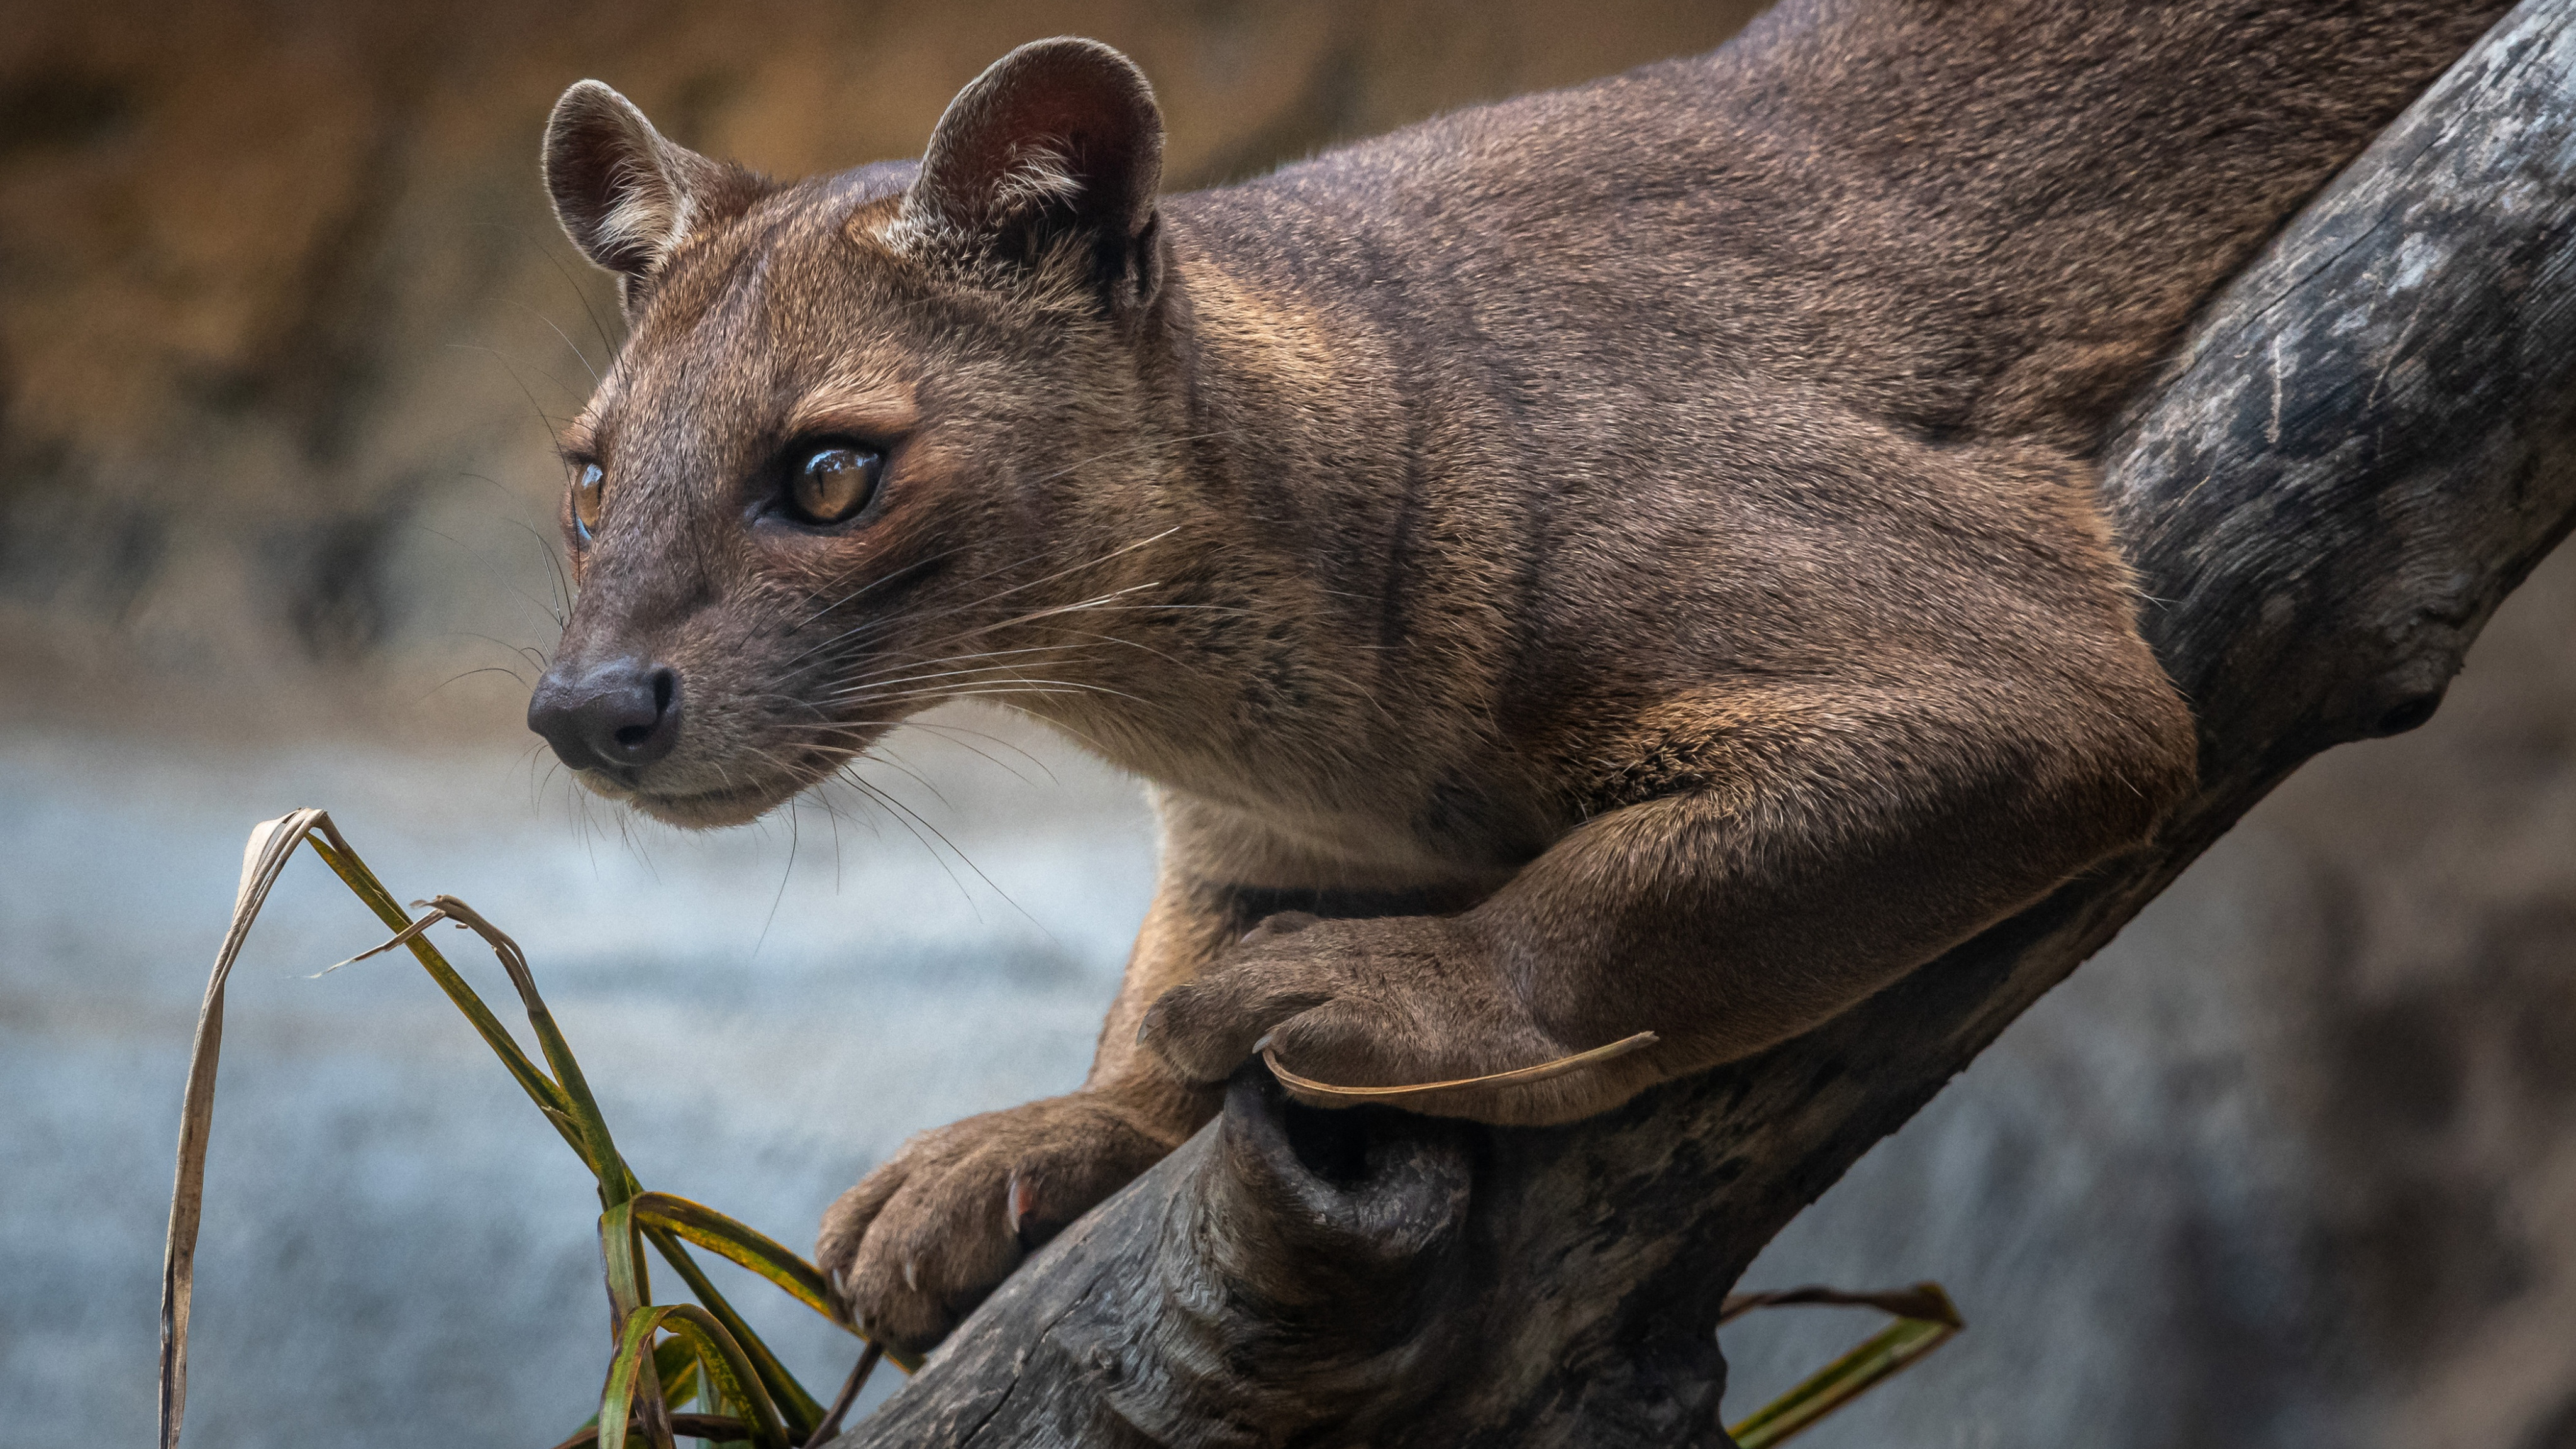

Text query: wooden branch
(831, 4), (2576, 1444)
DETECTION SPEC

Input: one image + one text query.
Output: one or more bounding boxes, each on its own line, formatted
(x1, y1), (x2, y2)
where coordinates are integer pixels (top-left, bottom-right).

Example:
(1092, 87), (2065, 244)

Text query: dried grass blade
(160, 808), (332, 1449)
(306, 910), (443, 976)
(1717, 1282), (1962, 1328)
(550, 1414), (747, 1449)
(802, 1342), (883, 1449)
(1260, 1030), (1658, 1104)
(1723, 1282), (1963, 1448)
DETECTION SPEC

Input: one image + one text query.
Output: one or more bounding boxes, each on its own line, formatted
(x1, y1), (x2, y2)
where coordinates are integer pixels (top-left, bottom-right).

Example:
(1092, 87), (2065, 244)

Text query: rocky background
(3, 3), (2572, 1446)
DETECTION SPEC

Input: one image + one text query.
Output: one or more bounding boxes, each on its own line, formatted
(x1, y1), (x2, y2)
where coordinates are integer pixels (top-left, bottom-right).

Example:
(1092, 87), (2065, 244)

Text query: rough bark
(831, 3), (2576, 1444)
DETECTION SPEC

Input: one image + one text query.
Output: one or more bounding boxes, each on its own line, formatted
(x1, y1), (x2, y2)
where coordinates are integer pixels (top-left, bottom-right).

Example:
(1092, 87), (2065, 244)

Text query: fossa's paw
(1139, 913), (1596, 1121)
(816, 1092), (1175, 1354)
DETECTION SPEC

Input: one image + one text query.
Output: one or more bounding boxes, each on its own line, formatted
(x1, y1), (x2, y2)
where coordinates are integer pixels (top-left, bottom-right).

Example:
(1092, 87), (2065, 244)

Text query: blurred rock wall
(0, 0), (1762, 726)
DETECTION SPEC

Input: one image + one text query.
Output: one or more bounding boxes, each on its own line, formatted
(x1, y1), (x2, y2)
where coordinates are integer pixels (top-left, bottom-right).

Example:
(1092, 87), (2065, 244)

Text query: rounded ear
(543, 80), (750, 297)
(900, 38), (1163, 262)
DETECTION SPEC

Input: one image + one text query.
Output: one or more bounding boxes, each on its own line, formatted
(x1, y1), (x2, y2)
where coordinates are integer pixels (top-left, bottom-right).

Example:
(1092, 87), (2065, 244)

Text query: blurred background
(3, 2), (2572, 1445)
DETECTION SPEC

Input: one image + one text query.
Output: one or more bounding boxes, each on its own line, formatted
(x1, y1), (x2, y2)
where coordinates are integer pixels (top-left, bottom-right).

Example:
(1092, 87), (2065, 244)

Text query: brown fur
(530, 0), (2506, 1352)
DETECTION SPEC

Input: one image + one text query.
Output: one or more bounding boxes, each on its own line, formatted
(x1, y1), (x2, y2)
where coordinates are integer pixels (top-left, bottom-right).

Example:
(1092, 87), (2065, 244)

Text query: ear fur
(897, 38), (1164, 295)
(543, 80), (753, 305)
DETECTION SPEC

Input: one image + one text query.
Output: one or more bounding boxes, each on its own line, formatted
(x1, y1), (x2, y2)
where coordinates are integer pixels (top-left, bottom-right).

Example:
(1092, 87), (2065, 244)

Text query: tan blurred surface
(0, 0), (1763, 735)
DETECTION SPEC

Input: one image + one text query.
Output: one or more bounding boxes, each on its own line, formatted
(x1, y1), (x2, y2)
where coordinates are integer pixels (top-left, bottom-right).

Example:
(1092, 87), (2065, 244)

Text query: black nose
(527, 658), (682, 773)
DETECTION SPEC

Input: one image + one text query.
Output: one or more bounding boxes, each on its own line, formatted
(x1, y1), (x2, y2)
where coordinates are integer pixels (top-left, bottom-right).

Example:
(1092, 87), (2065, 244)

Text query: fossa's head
(525, 40), (1171, 827)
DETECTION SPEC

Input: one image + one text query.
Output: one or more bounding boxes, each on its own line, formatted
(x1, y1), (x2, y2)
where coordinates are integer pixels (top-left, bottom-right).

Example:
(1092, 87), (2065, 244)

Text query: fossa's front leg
(813, 797), (1501, 1349)
(816, 870), (1225, 1352)
(1142, 906), (1622, 1123)
(1144, 670), (2195, 1126)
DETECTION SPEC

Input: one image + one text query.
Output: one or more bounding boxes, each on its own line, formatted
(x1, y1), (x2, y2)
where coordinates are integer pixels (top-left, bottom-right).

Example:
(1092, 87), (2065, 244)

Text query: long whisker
(821, 763), (979, 911)
(409, 522), (572, 630)
(752, 798), (801, 957)
(847, 743), (955, 814)
(435, 630), (553, 677)
(736, 706), (1061, 790)
(419, 665), (530, 701)
(786, 544), (975, 633)
(779, 531), (1177, 670)
(446, 472), (575, 628)
(829, 764), (1049, 938)
(825, 640), (1111, 690)
(824, 681), (1167, 713)
(501, 297), (603, 387)
(888, 719), (1060, 787)
(474, 220), (618, 366)
(799, 594), (1263, 680)
(781, 582), (1171, 694)
(816, 654), (1124, 701)
(447, 341), (581, 425)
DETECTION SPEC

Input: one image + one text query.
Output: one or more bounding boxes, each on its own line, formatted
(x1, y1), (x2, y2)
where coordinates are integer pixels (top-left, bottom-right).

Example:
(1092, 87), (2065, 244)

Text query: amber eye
(570, 462), (604, 539)
(786, 441), (884, 526)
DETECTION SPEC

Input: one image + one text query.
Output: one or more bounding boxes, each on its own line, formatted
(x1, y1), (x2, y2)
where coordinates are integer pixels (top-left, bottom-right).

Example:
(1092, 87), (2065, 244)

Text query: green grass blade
(599, 1201), (650, 1328)
(559, 1319), (709, 1449)
(630, 1194), (835, 1323)
(176, 813), (876, 1449)
(301, 836), (582, 1155)
(601, 1307), (680, 1449)
(632, 1191), (921, 1376)
(421, 895), (640, 1204)
(1726, 1284), (1963, 1448)
(653, 1336), (701, 1413)
(645, 1304), (789, 1449)
(643, 1226), (827, 1438)
(322, 866), (841, 1428)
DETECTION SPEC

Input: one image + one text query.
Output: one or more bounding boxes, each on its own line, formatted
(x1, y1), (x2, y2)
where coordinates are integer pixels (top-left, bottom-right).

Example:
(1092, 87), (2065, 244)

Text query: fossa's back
(1189, 0), (2504, 450)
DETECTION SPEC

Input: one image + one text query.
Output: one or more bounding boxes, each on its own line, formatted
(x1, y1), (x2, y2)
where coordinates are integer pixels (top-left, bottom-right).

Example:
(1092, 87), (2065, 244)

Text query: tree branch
(832, 3), (2576, 1443)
